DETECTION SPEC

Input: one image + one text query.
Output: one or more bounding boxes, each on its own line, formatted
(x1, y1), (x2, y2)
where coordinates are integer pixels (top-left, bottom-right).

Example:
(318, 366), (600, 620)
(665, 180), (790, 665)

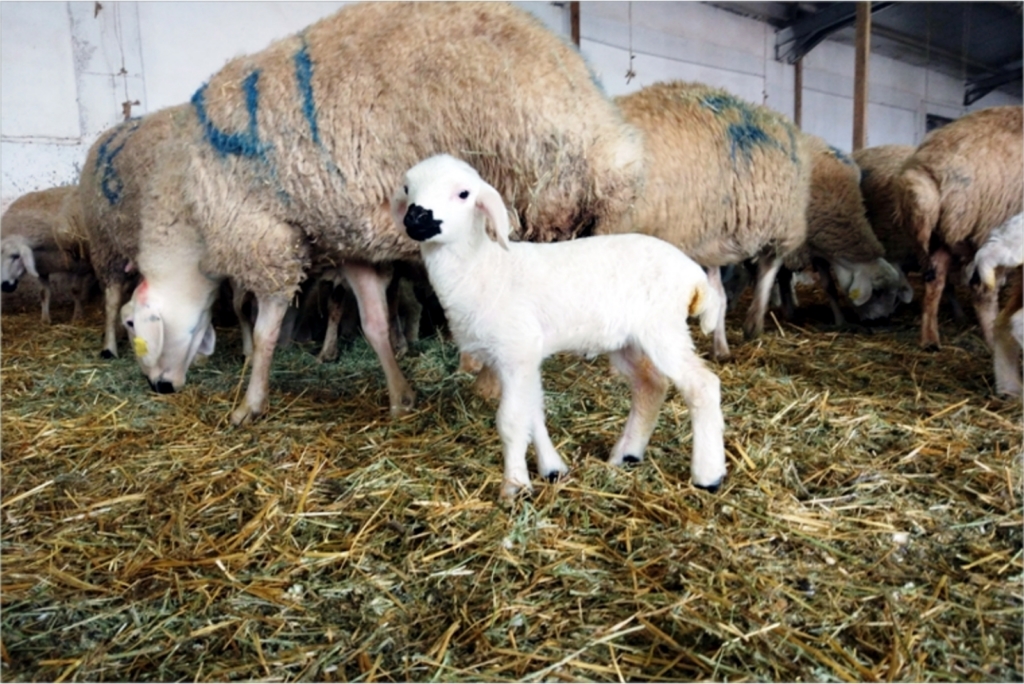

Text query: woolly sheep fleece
(81, 106), (192, 289)
(600, 80), (810, 267)
(852, 144), (916, 267)
(784, 134), (884, 271)
(894, 105), (1023, 252)
(1, 185), (89, 279)
(164, 0), (644, 304)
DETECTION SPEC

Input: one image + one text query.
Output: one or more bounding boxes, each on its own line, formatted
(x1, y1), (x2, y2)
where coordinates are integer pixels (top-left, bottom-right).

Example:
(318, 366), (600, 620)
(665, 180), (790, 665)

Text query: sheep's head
(1, 236), (38, 292)
(833, 257), (913, 321)
(121, 278), (216, 394)
(391, 154), (511, 250)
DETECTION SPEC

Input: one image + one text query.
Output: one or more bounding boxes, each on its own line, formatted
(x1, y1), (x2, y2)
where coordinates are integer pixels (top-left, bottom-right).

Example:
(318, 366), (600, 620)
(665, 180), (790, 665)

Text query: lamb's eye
(458, 190), (469, 200)
(403, 185), (408, 195)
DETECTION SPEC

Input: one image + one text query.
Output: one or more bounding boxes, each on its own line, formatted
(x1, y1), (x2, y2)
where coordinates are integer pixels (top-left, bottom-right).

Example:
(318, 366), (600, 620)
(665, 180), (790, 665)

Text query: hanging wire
(960, 4), (971, 112)
(113, 4), (139, 120)
(625, 1), (636, 84)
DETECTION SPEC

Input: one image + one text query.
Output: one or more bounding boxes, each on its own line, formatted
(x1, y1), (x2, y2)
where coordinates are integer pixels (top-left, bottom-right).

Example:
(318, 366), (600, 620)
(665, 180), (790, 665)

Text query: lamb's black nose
(1, 281), (16, 293)
(149, 379), (176, 394)
(404, 204), (443, 241)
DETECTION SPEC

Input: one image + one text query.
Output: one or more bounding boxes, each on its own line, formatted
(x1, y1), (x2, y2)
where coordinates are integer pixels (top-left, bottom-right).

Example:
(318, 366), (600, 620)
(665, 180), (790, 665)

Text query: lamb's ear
(476, 182), (511, 251)
(18, 243), (38, 278)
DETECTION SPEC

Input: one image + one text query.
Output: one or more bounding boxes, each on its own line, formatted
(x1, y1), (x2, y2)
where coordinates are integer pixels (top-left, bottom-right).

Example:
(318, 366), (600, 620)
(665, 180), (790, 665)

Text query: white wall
(2, 1), (1020, 211)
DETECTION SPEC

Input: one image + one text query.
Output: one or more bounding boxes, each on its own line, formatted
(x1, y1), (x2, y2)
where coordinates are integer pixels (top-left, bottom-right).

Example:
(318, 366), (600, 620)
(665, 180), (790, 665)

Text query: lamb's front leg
(607, 347), (669, 466)
(496, 361), (554, 498)
(232, 294), (289, 426)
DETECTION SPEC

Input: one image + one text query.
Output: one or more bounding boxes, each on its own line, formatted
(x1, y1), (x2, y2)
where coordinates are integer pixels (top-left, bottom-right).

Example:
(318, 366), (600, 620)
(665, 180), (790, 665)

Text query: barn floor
(1, 281), (1021, 682)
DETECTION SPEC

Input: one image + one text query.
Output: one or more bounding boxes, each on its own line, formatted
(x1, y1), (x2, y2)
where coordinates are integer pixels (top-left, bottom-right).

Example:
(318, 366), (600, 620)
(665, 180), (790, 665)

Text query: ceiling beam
(775, 1), (893, 64)
(964, 62), (1024, 105)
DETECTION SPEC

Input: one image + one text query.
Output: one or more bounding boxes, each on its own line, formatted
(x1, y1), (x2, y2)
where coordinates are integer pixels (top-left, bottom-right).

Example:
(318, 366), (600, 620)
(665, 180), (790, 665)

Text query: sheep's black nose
(404, 204), (443, 242)
(1, 281), (16, 293)
(149, 379), (176, 394)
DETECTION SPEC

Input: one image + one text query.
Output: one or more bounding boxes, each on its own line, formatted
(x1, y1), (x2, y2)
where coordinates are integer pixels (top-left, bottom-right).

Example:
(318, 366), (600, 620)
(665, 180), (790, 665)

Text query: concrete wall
(2, 1), (1020, 211)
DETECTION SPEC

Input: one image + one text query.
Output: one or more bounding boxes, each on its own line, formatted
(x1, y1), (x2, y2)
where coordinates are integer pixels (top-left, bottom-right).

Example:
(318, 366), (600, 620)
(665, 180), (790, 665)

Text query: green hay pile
(1, 281), (1020, 682)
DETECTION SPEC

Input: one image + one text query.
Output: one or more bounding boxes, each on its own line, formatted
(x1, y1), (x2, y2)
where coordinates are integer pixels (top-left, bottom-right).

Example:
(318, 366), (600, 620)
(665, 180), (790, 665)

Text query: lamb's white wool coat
(966, 214), (1023, 290)
(395, 155), (726, 497)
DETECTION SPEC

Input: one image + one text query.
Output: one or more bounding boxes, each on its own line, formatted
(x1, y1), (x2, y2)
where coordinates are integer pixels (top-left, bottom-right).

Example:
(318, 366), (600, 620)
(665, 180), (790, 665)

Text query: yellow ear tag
(134, 337), (149, 357)
(849, 288), (861, 302)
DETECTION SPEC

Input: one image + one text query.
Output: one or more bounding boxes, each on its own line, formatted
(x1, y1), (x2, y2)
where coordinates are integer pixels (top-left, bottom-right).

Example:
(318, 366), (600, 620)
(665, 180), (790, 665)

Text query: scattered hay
(1, 279), (1021, 682)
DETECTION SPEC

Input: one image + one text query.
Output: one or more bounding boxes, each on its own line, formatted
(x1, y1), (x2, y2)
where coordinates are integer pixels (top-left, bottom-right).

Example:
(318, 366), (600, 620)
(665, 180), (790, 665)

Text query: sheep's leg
(69, 272), (92, 323)
(921, 248), (951, 350)
(705, 267), (731, 362)
(993, 280), (1023, 397)
(607, 346), (669, 466)
(776, 267), (798, 321)
(342, 262), (416, 417)
(743, 253), (785, 341)
(317, 282), (344, 363)
(230, 279), (254, 358)
(232, 295), (289, 426)
(386, 277), (409, 359)
(649, 348), (726, 492)
(39, 275), (52, 325)
(401, 280), (422, 345)
(813, 259), (847, 326)
(970, 279), (999, 350)
(496, 362), (544, 498)
(101, 281), (122, 358)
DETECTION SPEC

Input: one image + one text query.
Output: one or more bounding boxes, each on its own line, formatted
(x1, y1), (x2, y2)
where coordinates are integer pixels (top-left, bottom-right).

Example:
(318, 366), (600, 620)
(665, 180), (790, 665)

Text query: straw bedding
(1, 278), (1020, 682)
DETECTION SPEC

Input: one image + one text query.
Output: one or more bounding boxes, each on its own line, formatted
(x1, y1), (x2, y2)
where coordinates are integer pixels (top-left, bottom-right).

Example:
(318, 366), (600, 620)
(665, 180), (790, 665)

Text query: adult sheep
(893, 105), (1023, 350)
(121, 2), (644, 425)
(1, 185), (94, 324)
(778, 136), (912, 325)
(595, 80), (810, 361)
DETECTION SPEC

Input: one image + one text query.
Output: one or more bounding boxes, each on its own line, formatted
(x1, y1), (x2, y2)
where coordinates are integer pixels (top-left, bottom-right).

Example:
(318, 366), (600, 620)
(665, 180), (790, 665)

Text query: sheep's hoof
(230, 407), (258, 426)
(921, 342), (941, 353)
(100, 349), (116, 360)
(622, 454), (642, 466)
(694, 479), (722, 494)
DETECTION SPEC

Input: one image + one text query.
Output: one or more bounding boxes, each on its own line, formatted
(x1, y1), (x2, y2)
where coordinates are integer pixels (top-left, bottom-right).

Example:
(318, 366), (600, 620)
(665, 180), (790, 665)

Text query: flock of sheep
(2, 2), (1022, 498)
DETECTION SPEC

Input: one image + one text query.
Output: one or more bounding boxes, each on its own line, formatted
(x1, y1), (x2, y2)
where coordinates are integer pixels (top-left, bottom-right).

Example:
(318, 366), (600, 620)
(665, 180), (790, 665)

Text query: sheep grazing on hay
(778, 136), (912, 326)
(120, 1), (644, 426)
(597, 80), (811, 361)
(966, 213), (1023, 397)
(893, 105), (1023, 350)
(395, 154), (725, 498)
(1, 185), (94, 324)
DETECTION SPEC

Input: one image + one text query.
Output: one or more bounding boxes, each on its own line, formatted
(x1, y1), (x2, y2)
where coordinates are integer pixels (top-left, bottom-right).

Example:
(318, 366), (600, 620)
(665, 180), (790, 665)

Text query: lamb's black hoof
(100, 349), (115, 360)
(622, 455), (641, 466)
(546, 471), (563, 484)
(695, 480), (722, 494)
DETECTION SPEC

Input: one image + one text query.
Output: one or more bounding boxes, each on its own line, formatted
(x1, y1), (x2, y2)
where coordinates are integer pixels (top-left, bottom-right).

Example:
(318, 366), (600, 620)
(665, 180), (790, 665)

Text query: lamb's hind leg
(341, 261), (416, 417)
(648, 347), (726, 492)
(607, 345), (669, 466)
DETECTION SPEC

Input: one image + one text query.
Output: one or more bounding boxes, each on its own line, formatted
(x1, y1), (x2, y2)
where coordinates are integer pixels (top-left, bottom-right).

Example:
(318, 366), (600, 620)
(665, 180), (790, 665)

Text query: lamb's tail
(688, 277), (722, 337)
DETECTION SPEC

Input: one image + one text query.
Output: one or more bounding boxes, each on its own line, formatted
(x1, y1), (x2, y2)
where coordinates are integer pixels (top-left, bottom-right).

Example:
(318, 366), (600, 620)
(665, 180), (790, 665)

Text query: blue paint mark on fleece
(828, 144), (855, 166)
(191, 70), (266, 159)
(95, 119), (142, 205)
(699, 92), (799, 166)
(294, 39), (320, 146)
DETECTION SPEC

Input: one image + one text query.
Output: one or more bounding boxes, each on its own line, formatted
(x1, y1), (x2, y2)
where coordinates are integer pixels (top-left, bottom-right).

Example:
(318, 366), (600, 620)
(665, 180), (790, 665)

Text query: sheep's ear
(18, 243), (38, 278)
(832, 263), (872, 306)
(476, 182), (511, 251)
(390, 190), (409, 234)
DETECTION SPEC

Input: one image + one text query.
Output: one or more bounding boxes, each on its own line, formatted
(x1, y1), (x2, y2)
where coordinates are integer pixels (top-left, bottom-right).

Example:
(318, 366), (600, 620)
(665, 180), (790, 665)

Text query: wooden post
(794, 58), (803, 129)
(570, 2), (580, 47)
(853, 2), (871, 151)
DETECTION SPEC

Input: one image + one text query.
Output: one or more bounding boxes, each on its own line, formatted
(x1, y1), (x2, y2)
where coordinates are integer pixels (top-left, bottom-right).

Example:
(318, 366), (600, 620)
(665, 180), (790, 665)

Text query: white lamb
(966, 213), (1023, 396)
(392, 154), (726, 498)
